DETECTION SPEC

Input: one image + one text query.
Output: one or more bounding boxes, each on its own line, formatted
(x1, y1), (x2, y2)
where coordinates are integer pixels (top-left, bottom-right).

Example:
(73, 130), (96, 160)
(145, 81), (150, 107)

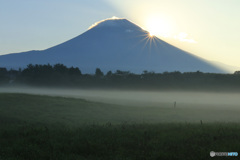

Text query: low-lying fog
(1, 86), (240, 109)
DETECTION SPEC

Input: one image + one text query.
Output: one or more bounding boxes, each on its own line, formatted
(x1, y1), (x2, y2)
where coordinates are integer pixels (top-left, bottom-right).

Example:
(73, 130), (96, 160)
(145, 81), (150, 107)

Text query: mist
(1, 86), (240, 107)
(1, 86), (240, 123)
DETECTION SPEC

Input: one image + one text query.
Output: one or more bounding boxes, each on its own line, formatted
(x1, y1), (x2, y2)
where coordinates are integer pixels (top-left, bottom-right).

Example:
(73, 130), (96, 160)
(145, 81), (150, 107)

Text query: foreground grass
(1, 123), (240, 160)
(1, 93), (240, 159)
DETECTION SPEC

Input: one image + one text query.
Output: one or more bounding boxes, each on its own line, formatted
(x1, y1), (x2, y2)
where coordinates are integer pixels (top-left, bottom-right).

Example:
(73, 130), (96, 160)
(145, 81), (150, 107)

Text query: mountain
(0, 17), (224, 73)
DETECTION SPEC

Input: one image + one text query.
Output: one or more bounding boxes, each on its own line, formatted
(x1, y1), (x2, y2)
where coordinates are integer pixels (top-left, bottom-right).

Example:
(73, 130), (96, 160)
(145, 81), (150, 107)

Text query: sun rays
(132, 31), (163, 54)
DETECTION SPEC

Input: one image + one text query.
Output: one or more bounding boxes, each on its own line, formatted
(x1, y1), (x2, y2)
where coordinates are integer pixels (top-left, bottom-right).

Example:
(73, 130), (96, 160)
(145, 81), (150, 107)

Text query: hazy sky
(1, 0), (240, 68)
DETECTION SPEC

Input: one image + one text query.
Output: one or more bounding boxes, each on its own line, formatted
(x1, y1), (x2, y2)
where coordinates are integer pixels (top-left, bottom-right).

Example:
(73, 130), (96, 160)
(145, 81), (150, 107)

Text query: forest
(1, 64), (240, 91)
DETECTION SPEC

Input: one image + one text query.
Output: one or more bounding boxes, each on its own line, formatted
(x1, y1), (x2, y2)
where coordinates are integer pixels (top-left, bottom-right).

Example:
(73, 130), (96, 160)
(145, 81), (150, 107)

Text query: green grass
(1, 123), (240, 160)
(0, 93), (240, 159)
(1, 93), (240, 126)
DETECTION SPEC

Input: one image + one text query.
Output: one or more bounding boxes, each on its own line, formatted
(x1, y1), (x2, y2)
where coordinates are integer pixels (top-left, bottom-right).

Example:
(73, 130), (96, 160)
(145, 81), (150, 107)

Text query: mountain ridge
(0, 17), (225, 73)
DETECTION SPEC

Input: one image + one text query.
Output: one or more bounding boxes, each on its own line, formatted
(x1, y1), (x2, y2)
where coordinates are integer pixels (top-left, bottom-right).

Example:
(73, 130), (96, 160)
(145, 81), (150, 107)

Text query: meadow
(0, 92), (240, 159)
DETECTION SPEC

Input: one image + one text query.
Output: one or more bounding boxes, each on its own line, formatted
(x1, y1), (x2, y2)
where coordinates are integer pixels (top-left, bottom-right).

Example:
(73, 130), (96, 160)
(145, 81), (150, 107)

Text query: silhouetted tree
(54, 64), (68, 73)
(106, 71), (112, 77)
(115, 70), (130, 75)
(95, 68), (104, 77)
(0, 68), (7, 75)
(3, 63), (240, 91)
(234, 71), (240, 75)
(69, 67), (82, 75)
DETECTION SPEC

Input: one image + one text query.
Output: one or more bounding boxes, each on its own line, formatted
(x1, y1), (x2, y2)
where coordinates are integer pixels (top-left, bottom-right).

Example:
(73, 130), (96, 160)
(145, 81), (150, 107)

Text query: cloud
(174, 32), (197, 43)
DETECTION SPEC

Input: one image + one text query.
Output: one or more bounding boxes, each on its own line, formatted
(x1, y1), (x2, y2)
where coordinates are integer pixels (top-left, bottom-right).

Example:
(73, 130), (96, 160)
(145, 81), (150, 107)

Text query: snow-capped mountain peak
(0, 17), (224, 73)
(88, 17), (143, 31)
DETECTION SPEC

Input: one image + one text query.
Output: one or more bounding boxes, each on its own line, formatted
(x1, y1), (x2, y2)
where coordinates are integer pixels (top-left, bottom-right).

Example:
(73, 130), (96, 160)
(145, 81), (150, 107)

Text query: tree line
(1, 64), (240, 91)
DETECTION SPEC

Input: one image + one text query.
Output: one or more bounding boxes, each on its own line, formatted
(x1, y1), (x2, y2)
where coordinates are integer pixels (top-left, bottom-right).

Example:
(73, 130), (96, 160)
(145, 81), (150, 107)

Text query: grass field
(0, 93), (240, 159)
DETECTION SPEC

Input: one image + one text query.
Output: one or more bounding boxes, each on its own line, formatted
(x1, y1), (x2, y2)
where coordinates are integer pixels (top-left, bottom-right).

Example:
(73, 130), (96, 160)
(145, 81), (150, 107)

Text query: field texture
(0, 93), (240, 160)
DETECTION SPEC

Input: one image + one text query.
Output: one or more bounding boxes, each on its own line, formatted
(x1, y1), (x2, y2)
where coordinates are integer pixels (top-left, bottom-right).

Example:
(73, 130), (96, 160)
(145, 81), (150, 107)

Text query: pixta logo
(210, 151), (238, 157)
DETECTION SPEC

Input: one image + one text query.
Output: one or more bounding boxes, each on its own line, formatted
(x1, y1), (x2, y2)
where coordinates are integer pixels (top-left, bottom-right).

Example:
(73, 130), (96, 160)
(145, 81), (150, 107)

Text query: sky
(1, 0), (240, 69)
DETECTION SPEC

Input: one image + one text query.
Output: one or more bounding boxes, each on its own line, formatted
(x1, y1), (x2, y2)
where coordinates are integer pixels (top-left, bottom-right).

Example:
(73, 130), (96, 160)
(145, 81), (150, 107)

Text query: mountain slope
(0, 18), (224, 73)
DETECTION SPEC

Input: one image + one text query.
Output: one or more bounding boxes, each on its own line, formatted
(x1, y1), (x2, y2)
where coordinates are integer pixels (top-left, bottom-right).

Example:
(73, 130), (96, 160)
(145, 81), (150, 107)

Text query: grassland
(0, 93), (240, 159)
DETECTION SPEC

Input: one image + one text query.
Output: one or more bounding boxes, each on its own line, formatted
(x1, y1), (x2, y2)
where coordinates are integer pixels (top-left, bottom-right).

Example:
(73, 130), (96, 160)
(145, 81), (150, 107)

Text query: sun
(148, 32), (154, 37)
(146, 16), (171, 38)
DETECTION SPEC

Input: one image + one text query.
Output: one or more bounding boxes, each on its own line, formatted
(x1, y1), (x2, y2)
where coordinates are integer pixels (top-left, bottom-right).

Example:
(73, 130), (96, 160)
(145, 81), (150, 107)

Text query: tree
(234, 71), (240, 75)
(115, 70), (130, 75)
(0, 68), (7, 75)
(106, 71), (112, 77)
(95, 68), (104, 77)
(69, 67), (82, 75)
(53, 64), (68, 73)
